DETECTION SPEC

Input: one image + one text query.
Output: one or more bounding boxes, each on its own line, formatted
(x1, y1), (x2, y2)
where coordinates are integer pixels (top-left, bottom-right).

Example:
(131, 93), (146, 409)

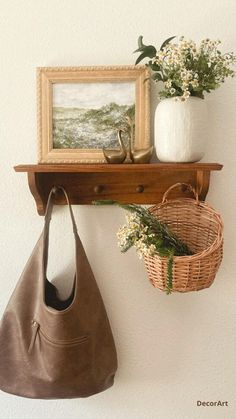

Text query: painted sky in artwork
(53, 82), (135, 109)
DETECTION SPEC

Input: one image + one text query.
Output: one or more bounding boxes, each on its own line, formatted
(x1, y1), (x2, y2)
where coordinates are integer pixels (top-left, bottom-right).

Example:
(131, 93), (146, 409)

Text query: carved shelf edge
(14, 163), (223, 215)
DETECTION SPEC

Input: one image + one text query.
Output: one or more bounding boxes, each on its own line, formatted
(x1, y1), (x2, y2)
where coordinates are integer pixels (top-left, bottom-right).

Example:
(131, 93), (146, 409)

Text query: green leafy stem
(93, 200), (193, 294)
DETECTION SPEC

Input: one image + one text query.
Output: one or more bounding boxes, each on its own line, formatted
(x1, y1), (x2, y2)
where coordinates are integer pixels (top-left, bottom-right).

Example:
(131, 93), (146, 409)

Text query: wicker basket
(144, 183), (223, 293)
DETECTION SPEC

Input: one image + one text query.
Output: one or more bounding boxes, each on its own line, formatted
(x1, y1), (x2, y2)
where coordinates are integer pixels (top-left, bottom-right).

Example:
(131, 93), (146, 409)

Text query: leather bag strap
(44, 186), (78, 235)
(43, 186), (78, 277)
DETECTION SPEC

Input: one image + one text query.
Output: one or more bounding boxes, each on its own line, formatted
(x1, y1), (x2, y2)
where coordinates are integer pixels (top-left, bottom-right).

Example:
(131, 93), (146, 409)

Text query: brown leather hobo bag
(0, 187), (117, 399)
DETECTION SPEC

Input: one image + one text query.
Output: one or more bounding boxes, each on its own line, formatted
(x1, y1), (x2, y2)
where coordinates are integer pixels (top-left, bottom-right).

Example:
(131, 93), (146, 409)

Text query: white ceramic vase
(154, 97), (208, 163)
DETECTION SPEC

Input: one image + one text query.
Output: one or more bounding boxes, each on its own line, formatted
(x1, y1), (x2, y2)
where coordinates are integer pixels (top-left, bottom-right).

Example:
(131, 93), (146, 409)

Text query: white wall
(1, 1), (236, 418)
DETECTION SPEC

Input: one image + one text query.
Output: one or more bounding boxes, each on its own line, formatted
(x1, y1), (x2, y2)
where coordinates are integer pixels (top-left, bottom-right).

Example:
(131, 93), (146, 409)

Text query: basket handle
(162, 183), (199, 204)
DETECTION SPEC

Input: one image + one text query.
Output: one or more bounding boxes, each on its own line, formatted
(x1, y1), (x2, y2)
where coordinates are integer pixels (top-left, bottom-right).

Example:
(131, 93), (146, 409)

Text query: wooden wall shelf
(14, 163), (223, 215)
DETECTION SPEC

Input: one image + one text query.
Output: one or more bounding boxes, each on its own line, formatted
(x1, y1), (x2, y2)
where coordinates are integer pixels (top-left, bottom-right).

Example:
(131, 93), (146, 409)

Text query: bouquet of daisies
(134, 35), (236, 101)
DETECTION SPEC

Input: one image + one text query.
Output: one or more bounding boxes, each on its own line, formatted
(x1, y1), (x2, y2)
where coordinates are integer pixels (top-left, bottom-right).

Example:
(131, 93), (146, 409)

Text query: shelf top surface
(14, 163), (223, 173)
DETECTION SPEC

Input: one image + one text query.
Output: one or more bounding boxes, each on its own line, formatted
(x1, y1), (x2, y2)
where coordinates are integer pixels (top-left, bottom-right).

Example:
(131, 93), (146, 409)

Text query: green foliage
(166, 251), (174, 294)
(134, 35), (157, 65)
(160, 36), (176, 51)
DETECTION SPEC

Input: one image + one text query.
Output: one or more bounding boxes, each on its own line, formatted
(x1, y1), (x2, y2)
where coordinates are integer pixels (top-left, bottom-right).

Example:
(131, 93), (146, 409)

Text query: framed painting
(37, 66), (150, 163)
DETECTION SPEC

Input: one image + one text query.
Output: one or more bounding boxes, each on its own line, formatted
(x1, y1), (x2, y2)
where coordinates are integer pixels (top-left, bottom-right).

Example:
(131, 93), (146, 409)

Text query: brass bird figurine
(125, 115), (153, 164)
(130, 145), (154, 164)
(103, 130), (127, 164)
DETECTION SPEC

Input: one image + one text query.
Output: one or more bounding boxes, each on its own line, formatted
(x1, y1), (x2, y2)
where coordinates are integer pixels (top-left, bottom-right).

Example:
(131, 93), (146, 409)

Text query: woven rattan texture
(144, 198), (223, 293)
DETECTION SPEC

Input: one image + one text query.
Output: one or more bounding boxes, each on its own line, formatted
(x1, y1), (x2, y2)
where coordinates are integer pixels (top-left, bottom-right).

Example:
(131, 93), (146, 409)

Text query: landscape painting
(38, 66), (150, 163)
(52, 82), (135, 150)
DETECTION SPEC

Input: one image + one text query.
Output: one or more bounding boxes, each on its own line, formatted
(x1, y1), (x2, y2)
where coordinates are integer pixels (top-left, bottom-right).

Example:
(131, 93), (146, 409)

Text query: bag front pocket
(29, 320), (91, 382)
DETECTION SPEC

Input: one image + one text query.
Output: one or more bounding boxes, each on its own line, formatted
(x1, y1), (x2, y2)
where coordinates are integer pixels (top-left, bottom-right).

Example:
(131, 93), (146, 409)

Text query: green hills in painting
(53, 102), (135, 149)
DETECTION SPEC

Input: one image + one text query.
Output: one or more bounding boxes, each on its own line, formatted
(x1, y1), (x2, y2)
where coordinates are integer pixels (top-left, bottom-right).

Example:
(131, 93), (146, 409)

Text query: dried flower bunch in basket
(116, 202), (193, 294)
(94, 183), (223, 294)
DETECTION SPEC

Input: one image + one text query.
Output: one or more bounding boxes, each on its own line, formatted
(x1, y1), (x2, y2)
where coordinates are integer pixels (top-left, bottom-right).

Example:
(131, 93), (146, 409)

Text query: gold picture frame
(37, 66), (150, 163)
